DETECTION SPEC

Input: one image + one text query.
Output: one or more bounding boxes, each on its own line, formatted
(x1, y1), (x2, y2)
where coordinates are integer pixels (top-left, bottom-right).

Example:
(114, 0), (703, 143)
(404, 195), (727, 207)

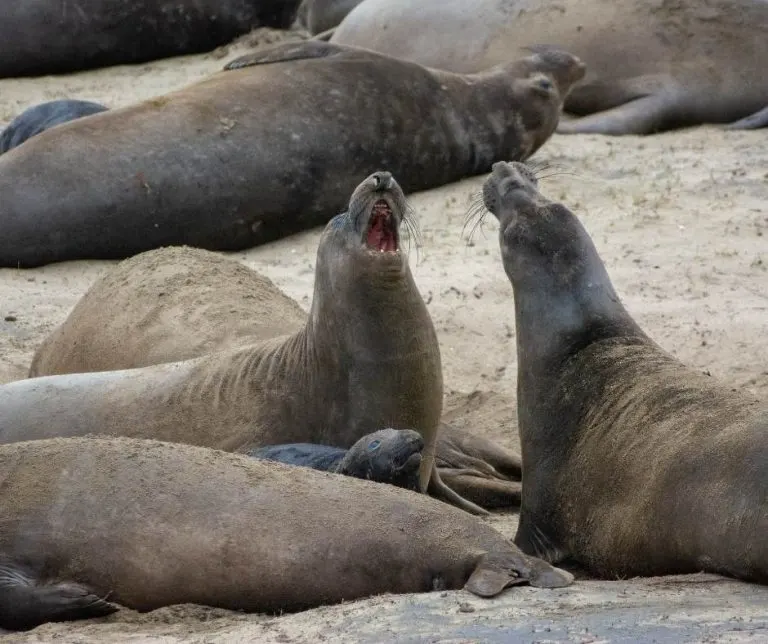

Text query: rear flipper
(557, 93), (678, 135)
(464, 551), (574, 598)
(436, 424), (522, 509)
(0, 562), (117, 631)
(725, 105), (768, 130)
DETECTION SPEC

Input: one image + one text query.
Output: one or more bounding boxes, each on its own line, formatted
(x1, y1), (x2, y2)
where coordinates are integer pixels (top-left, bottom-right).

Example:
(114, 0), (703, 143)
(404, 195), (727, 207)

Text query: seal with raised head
(0, 0), (302, 78)
(330, 0), (768, 134)
(471, 160), (768, 582)
(249, 428), (424, 490)
(0, 40), (585, 268)
(0, 100), (108, 154)
(5, 172), (492, 515)
(0, 436), (574, 631)
(27, 174), (521, 512)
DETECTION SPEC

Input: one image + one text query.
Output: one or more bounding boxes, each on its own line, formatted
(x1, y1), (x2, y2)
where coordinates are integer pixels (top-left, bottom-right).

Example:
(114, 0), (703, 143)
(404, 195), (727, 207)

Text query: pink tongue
(367, 206), (397, 251)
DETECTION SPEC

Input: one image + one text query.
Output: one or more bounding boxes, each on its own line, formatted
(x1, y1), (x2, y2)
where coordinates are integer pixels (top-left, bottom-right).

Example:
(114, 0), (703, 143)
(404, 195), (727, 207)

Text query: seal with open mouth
(471, 160), (768, 582)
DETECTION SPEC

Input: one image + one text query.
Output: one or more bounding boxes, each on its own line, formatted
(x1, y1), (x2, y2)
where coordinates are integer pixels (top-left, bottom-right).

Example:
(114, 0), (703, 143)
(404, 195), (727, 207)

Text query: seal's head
(495, 47), (586, 157)
(336, 428), (424, 490)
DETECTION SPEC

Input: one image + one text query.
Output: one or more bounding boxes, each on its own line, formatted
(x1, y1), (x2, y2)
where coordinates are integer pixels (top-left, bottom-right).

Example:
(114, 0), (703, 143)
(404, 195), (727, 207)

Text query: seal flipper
(224, 41), (351, 71)
(428, 465), (489, 516)
(436, 469), (522, 508)
(464, 552), (574, 598)
(557, 93), (677, 135)
(725, 105), (768, 130)
(0, 562), (117, 631)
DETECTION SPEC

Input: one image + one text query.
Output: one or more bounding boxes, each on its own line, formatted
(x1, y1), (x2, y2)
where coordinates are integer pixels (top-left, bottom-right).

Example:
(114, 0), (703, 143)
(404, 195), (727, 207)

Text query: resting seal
(0, 0), (301, 78)
(28, 173), (521, 512)
(0, 436), (573, 631)
(0, 100), (108, 154)
(6, 172), (491, 515)
(331, 0), (768, 134)
(473, 161), (768, 582)
(249, 428), (424, 490)
(0, 40), (584, 268)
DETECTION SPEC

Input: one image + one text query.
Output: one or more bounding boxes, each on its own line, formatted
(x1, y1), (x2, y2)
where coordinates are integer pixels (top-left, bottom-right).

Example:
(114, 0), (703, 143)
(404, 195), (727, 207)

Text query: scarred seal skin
(0, 40), (584, 268)
(0, 100), (108, 154)
(0, 436), (574, 631)
(0, 0), (302, 78)
(331, 0), (768, 134)
(473, 160), (768, 583)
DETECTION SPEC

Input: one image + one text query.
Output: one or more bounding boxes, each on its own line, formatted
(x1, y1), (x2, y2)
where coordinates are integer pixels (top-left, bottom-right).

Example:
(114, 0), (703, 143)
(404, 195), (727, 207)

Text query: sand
(0, 29), (766, 643)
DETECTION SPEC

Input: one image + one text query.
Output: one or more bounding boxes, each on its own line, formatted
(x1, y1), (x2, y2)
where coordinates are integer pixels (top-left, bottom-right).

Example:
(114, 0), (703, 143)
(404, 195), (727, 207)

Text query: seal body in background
(477, 160), (768, 582)
(0, 40), (585, 268)
(331, 0), (768, 134)
(0, 0), (302, 78)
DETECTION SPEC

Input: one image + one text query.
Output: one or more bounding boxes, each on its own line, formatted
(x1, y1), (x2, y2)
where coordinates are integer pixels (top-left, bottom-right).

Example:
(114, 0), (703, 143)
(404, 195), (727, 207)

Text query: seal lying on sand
(6, 172), (493, 515)
(0, 40), (585, 268)
(249, 428), (424, 490)
(0, 100), (108, 154)
(0, 436), (574, 631)
(472, 160), (768, 582)
(28, 174), (522, 512)
(0, 0), (301, 78)
(331, 0), (768, 134)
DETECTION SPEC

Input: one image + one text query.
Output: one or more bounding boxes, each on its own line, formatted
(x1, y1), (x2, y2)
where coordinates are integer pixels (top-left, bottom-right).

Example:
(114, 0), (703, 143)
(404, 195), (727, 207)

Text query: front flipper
(558, 93), (678, 135)
(436, 424), (522, 509)
(224, 40), (352, 71)
(0, 561), (117, 631)
(464, 551), (574, 598)
(725, 105), (768, 130)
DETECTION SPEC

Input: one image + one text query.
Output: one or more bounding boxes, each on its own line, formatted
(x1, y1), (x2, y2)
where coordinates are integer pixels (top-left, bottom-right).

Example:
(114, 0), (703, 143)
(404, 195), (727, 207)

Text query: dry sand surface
(0, 29), (766, 644)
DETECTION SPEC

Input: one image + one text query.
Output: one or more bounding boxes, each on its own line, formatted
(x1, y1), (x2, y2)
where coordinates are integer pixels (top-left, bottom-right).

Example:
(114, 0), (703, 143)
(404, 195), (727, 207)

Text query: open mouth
(365, 199), (399, 253)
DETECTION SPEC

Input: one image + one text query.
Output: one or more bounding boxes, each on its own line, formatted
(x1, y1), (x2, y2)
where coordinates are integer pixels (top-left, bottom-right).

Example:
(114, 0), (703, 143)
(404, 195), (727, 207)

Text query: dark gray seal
(331, 0), (768, 134)
(0, 0), (302, 78)
(249, 428), (424, 490)
(0, 40), (585, 268)
(0, 436), (573, 631)
(0, 100), (108, 154)
(472, 160), (768, 582)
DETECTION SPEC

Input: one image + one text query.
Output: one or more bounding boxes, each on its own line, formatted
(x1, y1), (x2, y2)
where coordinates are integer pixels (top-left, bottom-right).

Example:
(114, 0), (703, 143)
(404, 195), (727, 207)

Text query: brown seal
(330, 0), (768, 134)
(472, 160), (768, 582)
(0, 436), (574, 631)
(7, 172), (500, 515)
(29, 174), (522, 512)
(0, 40), (585, 268)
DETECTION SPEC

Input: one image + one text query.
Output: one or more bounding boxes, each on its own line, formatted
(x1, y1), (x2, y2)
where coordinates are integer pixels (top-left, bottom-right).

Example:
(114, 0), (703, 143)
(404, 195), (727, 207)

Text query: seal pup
(0, 436), (574, 631)
(2, 172), (487, 515)
(0, 0), (301, 78)
(0, 100), (108, 154)
(249, 428), (424, 490)
(330, 0), (768, 134)
(470, 160), (768, 582)
(0, 40), (585, 268)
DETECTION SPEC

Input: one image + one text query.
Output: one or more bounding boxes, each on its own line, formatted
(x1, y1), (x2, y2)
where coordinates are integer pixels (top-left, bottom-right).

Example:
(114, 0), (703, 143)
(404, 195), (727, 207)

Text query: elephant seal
(331, 0), (768, 134)
(471, 160), (768, 582)
(249, 428), (424, 490)
(28, 178), (521, 512)
(0, 100), (108, 154)
(293, 0), (365, 34)
(0, 0), (301, 78)
(0, 436), (574, 631)
(0, 40), (585, 268)
(3, 172), (489, 515)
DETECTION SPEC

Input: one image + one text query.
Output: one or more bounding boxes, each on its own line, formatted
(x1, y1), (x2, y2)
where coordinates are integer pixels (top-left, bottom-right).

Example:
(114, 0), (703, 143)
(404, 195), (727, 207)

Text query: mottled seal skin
(0, 100), (108, 154)
(3, 172), (490, 514)
(473, 160), (768, 582)
(331, 0), (768, 134)
(293, 0), (366, 33)
(0, 0), (301, 78)
(249, 428), (424, 490)
(0, 436), (574, 631)
(0, 40), (585, 268)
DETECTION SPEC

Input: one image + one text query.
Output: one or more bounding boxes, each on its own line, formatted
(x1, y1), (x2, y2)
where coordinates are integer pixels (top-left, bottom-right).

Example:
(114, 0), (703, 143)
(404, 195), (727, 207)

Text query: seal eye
(534, 77), (554, 92)
(368, 439), (382, 451)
